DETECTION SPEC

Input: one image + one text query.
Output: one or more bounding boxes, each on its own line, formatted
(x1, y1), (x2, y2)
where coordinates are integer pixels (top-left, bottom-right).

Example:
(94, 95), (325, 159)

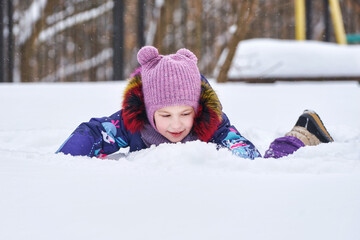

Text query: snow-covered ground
(1, 40), (360, 240)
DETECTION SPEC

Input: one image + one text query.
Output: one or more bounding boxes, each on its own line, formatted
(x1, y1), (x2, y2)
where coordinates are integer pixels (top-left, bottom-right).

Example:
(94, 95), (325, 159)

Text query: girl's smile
(168, 130), (185, 138)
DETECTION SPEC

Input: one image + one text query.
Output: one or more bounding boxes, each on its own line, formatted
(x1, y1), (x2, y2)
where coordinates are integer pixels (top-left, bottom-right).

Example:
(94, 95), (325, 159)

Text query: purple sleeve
(264, 136), (305, 159)
(56, 111), (129, 157)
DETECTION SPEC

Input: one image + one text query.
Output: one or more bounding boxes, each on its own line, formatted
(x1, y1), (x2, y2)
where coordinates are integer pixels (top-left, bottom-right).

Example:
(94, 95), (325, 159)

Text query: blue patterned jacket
(57, 73), (261, 159)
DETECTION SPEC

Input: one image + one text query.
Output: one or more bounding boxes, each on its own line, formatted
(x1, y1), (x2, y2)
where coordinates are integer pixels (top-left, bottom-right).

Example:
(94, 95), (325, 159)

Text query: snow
(40, 48), (113, 82)
(38, 1), (114, 43)
(1, 39), (360, 240)
(15, 0), (47, 45)
(229, 38), (360, 78)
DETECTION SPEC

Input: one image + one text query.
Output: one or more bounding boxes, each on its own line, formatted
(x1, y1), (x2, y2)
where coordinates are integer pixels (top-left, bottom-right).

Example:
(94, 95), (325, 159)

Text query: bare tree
(113, 0), (124, 80)
(216, 0), (258, 83)
(138, 0), (145, 48)
(9, 0), (360, 83)
(7, 0), (13, 82)
(186, 0), (202, 59)
(0, 0), (4, 82)
(19, 1), (59, 82)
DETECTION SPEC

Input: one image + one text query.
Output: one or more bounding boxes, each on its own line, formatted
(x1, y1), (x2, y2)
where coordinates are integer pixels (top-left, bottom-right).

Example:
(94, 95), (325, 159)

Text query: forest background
(0, 0), (360, 83)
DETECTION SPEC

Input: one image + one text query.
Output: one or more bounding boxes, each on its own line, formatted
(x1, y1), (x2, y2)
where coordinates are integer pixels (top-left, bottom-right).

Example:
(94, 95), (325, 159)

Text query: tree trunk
(138, 0), (145, 48)
(20, 1), (58, 82)
(187, 0), (202, 60)
(0, 0), (4, 82)
(113, 0), (125, 80)
(216, 0), (258, 83)
(153, 2), (166, 52)
(7, 0), (13, 82)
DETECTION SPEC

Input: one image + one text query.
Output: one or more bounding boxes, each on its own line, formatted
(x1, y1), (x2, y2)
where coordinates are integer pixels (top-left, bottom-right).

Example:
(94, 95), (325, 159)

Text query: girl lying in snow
(57, 46), (333, 159)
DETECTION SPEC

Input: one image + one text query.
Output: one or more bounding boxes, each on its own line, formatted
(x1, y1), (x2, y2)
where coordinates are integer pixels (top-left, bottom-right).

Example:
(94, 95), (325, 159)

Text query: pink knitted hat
(137, 46), (201, 130)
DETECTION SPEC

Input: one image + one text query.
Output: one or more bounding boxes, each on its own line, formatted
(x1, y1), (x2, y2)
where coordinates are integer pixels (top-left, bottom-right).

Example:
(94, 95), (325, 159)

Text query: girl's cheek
(156, 118), (169, 130)
(186, 117), (195, 127)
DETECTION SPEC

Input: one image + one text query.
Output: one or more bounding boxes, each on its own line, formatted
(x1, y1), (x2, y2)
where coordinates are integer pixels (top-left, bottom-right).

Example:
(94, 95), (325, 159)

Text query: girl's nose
(171, 117), (182, 130)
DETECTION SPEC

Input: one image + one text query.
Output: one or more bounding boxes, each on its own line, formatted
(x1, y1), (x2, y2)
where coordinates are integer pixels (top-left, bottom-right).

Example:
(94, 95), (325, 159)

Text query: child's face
(154, 105), (195, 143)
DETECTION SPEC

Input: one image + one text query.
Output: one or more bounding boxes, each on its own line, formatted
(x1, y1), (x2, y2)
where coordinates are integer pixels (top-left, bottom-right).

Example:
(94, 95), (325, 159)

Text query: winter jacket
(57, 73), (261, 159)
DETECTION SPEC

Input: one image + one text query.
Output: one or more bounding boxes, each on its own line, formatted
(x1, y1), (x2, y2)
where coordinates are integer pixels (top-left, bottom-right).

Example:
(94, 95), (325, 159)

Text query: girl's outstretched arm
(56, 111), (129, 157)
(211, 113), (261, 160)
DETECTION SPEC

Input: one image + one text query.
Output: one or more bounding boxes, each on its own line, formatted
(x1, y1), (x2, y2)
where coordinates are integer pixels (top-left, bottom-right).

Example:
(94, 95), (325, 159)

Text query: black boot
(294, 110), (334, 143)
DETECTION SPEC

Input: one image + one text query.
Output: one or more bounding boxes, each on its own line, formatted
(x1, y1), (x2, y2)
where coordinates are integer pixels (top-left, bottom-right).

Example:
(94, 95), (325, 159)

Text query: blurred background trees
(0, 0), (359, 82)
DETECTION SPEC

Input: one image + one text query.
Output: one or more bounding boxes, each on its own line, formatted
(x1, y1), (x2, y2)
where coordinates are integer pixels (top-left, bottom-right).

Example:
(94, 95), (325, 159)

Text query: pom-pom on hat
(137, 46), (201, 130)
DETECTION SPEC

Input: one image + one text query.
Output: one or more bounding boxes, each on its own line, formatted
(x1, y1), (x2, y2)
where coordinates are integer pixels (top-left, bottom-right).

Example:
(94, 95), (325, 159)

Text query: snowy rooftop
(228, 39), (360, 81)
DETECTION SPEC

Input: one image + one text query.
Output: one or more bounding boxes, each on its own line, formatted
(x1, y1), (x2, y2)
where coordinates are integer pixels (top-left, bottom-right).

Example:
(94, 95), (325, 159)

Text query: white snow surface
(229, 39), (360, 78)
(1, 40), (360, 240)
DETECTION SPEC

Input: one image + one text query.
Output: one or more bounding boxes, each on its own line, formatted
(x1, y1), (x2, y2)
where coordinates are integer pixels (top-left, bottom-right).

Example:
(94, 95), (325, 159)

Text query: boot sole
(302, 111), (334, 142)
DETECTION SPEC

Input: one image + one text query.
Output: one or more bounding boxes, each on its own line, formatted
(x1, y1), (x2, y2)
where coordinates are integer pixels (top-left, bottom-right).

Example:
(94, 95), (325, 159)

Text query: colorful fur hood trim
(121, 71), (223, 142)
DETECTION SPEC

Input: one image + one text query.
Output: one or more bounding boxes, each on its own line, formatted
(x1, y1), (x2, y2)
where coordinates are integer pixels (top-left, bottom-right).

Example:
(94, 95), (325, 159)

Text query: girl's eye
(182, 112), (191, 116)
(161, 115), (170, 118)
